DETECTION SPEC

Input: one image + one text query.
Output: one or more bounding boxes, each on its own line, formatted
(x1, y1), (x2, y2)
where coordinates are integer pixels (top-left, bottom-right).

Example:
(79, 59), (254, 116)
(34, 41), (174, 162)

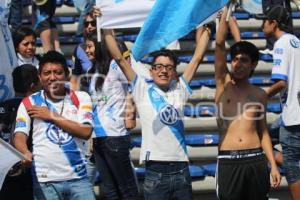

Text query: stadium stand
(20, 1), (294, 199)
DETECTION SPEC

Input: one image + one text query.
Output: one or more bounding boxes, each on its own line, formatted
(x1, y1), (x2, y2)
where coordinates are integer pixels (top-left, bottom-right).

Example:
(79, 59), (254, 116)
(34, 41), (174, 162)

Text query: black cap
(264, 5), (290, 29)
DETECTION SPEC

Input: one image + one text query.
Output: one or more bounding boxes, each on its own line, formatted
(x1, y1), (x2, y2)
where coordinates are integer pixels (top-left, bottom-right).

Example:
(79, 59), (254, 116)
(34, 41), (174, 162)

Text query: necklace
(44, 92), (65, 147)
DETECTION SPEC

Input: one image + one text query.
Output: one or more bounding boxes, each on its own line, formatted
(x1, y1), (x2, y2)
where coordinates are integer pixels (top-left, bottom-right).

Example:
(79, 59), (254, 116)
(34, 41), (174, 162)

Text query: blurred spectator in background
(9, 0), (22, 32)
(73, 0), (95, 36)
(261, 0), (293, 54)
(13, 27), (39, 68)
(32, 0), (61, 53)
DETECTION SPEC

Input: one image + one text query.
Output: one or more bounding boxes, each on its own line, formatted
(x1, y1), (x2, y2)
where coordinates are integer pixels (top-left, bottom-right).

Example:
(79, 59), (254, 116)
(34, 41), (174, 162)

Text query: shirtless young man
(214, 7), (281, 200)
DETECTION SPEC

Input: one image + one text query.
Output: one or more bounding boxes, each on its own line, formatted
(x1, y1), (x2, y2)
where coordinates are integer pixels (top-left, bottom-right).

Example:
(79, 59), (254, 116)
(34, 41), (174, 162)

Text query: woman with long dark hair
(82, 32), (139, 199)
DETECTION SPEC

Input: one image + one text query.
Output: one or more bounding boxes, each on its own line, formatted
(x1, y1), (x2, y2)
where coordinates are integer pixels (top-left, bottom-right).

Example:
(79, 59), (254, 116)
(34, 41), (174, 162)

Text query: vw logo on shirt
(46, 124), (73, 146)
(290, 38), (300, 48)
(159, 104), (179, 125)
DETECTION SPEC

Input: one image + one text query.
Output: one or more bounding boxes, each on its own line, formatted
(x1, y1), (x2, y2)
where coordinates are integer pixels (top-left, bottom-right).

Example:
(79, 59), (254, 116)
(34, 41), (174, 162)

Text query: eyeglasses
(84, 20), (96, 28)
(151, 63), (175, 72)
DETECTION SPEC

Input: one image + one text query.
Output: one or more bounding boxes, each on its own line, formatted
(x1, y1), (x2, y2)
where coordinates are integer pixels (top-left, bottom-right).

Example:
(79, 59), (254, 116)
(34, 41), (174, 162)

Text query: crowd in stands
(0, 0), (299, 200)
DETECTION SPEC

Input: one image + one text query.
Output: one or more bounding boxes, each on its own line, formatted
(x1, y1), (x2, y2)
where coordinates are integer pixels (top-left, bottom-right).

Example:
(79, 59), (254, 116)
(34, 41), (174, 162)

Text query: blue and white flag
(0, 0), (17, 102)
(241, 0), (263, 14)
(132, 0), (229, 61)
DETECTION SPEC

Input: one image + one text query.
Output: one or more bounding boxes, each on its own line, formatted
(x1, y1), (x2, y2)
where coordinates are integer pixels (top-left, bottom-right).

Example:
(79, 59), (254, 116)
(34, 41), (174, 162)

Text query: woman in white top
(12, 27), (39, 68)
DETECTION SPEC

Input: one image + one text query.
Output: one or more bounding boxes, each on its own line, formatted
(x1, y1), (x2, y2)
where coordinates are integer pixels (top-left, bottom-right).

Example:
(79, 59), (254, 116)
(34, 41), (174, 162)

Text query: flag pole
(96, 0), (102, 42)
(226, 1), (234, 22)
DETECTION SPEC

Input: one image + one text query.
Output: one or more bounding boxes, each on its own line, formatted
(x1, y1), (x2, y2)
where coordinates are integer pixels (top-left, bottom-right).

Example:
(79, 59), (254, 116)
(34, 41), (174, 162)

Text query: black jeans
(93, 135), (139, 200)
(262, 0), (293, 49)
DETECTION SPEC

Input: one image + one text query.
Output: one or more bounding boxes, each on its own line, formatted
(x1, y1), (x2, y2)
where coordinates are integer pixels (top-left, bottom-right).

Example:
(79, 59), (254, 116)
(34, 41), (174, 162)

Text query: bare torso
(216, 82), (265, 150)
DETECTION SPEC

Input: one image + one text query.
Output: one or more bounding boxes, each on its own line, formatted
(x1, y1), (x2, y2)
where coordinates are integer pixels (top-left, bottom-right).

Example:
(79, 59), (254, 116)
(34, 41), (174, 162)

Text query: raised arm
(103, 29), (136, 82)
(215, 7), (231, 102)
(182, 26), (211, 83)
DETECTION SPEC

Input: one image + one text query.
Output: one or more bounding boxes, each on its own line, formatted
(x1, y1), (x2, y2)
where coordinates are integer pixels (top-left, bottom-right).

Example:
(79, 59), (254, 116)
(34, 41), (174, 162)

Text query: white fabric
(91, 60), (129, 137)
(240, 0), (263, 14)
(97, 0), (155, 29)
(0, 138), (25, 190)
(17, 53), (39, 69)
(272, 33), (300, 126)
(0, 0), (17, 101)
(14, 90), (93, 182)
(131, 76), (191, 163)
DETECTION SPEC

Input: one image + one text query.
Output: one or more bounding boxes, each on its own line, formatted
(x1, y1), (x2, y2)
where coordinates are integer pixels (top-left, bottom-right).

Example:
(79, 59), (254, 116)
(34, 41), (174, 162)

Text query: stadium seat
(185, 134), (219, 147)
(202, 163), (217, 177)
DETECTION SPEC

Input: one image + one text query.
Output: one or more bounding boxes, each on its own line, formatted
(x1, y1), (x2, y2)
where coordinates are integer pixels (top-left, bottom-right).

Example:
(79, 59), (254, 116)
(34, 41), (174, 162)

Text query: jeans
(86, 154), (97, 184)
(93, 135), (139, 200)
(280, 125), (300, 184)
(33, 178), (95, 200)
(9, 0), (22, 32)
(144, 161), (192, 200)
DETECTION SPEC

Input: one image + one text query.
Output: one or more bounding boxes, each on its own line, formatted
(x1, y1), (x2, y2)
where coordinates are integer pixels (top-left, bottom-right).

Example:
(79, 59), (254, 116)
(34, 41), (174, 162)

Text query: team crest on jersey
(290, 38), (300, 48)
(46, 124), (73, 146)
(159, 104), (179, 125)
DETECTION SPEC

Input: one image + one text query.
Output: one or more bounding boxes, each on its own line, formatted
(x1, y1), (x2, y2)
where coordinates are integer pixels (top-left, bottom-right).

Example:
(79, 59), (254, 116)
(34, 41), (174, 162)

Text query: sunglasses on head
(84, 20), (96, 27)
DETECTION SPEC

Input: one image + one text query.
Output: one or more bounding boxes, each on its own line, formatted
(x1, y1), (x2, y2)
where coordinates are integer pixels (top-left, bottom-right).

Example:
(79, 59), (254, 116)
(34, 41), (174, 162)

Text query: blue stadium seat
(202, 163), (217, 177)
(190, 76), (273, 88)
(267, 103), (281, 114)
(184, 105), (216, 117)
(292, 12), (300, 18)
(185, 134), (219, 147)
(232, 12), (250, 19)
(241, 31), (265, 39)
(249, 76), (274, 86)
(132, 133), (220, 148)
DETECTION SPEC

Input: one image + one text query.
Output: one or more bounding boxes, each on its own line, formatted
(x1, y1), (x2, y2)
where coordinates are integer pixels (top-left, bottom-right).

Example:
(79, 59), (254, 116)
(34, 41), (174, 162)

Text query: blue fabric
(132, 0), (229, 61)
(33, 178), (95, 200)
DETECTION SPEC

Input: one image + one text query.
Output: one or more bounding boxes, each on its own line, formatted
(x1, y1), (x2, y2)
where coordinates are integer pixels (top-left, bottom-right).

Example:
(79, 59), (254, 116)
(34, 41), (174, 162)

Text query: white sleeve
(131, 75), (147, 102)
(77, 92), (94, 126)
(179, 76), (192, 102)
(130, 55), (152, 79)
(14, 103), (31, 136)
(271, 39), (289, 81)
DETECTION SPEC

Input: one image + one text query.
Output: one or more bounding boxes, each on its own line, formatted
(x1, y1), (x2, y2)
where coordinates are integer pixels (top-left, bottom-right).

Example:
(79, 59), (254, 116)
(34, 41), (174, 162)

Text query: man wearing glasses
(103, 27), (210, 200)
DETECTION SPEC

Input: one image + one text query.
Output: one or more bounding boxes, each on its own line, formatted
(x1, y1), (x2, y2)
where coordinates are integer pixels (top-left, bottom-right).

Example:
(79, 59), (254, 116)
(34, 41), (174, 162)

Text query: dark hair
(150, 49), (178, 68)
(265, 5), (291, 33)
(38, 51), (69, 77)
(84, 33), (112, 91)
(12, 27), (36, 52)
(230, 41), (259, 63)
(230, 41), (259, 77)
(12, 64), (39, 93)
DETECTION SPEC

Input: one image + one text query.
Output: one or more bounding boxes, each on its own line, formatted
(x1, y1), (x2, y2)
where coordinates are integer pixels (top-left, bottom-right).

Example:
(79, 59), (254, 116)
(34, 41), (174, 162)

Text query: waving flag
(0, 0), (17, 102)
(241, 0), (263, 14)
(0, 138), (25, 190)
(97, 0), (155, 29)
(132, 0), (229, 61)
